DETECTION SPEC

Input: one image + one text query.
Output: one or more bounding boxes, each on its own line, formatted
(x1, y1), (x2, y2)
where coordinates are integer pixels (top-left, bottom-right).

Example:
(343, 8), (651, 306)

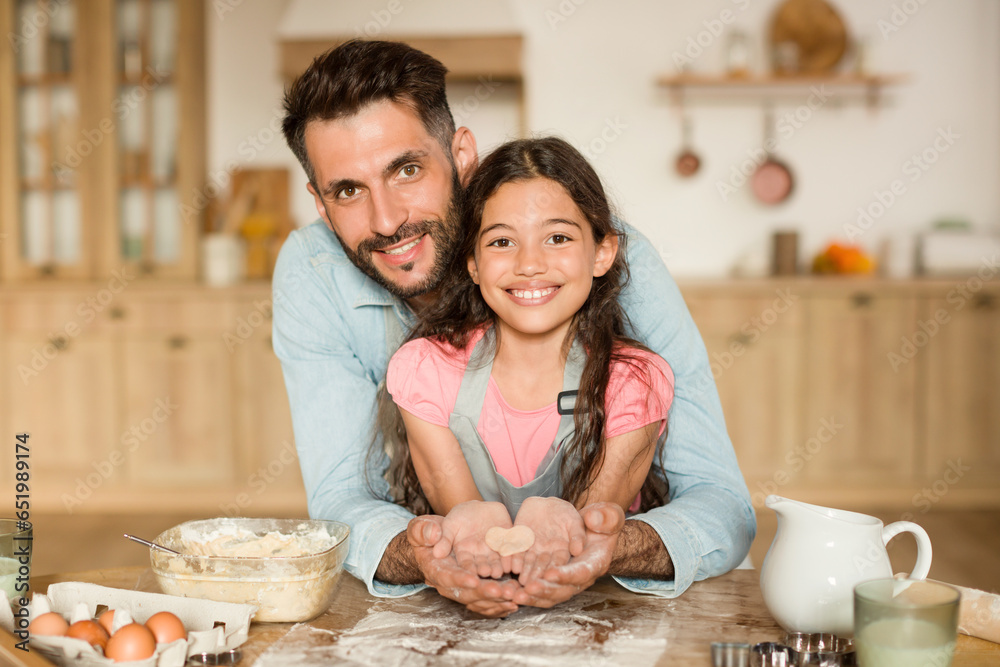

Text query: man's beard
(332, 171), (463, 300)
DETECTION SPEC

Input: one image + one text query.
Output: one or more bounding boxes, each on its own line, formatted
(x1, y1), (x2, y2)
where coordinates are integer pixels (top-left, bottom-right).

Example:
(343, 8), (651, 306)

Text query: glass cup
(0, 519), (33, 601)
(854, 578), (960, 667)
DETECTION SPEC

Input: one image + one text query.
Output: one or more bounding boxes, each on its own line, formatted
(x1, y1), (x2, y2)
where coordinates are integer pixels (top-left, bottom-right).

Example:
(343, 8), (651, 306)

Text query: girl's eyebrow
(480, 218), (582, 237)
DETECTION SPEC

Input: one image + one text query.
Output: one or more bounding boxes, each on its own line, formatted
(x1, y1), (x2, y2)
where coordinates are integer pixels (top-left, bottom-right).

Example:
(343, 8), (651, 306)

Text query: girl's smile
(468, 177), (617, 343)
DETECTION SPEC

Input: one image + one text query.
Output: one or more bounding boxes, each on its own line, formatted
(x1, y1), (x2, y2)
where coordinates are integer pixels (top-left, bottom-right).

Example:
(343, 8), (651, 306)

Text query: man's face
(305, 101), (465, 300)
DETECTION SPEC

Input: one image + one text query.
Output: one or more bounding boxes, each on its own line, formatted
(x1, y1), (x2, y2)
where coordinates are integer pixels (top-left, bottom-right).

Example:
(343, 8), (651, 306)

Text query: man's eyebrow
(320, 150), (431, 198)
(384, 150), (429, 177)
(321, 178), (363, 199)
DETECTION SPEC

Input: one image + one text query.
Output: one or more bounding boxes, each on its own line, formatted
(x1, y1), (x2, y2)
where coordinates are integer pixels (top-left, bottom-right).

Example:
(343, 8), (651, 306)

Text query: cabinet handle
(49, 335), (68, 351)
(729, 332), (753, 347)
(265, 335), (273, 348)
(109, 307), (127, 320)
(39, 263), (56, 277)
(973, 293), (996, 310)
(140, 261), (155, 276)
(167, 335), (188, 349)
(851, 293), (874, 308)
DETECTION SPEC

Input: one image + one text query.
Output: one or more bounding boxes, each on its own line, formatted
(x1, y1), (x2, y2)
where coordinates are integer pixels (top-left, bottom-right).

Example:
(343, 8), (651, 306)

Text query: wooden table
(3, 568), (997, 666)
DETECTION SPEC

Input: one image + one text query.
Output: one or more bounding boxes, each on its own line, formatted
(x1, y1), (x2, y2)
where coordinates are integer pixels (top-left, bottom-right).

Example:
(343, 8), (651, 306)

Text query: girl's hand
(433, 500), (514, 580)
(511, 496), (587, 585)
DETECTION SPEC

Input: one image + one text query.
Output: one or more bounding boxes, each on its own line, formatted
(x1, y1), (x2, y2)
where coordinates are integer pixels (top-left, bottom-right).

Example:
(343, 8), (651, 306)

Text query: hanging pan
(751, 105), (795, 205)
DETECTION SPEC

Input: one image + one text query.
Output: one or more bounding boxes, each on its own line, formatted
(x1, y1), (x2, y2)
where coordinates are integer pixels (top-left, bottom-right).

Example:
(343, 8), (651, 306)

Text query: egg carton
(21, 582), (255, 667)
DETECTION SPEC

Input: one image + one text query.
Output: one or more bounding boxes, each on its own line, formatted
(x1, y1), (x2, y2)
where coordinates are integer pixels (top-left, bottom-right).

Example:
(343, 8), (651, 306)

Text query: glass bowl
(150, 518), (349, 622)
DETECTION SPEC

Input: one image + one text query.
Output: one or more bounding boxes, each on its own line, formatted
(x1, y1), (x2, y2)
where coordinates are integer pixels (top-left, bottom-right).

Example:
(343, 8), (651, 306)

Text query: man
(274, 39), (754, 617)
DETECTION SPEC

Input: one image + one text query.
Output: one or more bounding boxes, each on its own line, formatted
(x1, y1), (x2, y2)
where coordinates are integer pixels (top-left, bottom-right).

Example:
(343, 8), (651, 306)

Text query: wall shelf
(657, 72), (908, 108)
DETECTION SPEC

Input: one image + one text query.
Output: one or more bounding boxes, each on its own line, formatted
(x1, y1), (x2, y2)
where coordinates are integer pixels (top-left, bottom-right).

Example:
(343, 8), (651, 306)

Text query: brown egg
(97, 609), (116, 635)
(28, 611), (69, 637)
(145, 611), (186, 644)
(67, 619), (109, 650)
(105, 623), (156, 662)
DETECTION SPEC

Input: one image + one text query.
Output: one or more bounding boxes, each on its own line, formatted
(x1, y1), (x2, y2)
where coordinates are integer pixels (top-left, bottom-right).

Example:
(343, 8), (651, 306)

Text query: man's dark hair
(281, 39), (456, 185)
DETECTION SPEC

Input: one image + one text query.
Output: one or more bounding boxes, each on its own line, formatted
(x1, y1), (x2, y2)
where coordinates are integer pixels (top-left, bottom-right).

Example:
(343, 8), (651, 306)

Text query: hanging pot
(674, 110), (701, 178)
(751, 106), (795, 205)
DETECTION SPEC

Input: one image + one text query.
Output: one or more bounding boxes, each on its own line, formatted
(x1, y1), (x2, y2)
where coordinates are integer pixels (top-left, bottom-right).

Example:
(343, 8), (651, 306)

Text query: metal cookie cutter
(751, 642), (791, 666)
(711, 642), (751, 667)
(783, 633), (855, 666)
(186, 648), (243, 666)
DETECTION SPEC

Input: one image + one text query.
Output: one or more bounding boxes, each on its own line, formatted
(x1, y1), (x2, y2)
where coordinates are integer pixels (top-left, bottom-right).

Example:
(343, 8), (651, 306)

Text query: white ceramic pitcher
(759, 495), (933, 637)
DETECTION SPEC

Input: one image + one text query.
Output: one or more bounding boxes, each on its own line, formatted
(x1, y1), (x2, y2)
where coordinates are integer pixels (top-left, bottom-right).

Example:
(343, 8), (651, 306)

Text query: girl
(382, 137), (674, 583)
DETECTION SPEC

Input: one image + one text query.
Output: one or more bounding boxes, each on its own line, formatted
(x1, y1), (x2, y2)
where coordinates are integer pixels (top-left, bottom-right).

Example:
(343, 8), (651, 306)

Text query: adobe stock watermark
(212, 0), (245, 20)
(52, 65), (169, 181)
(220, 439), (298, 517)
(708, 288), (798, 379)
(6, 0), (71, 53)
(61, 397), (180, 512)
(350, 0), (414, 38)
(844, 126), (959, 242)
(877, 0), (931, 40)
(887, 253), (998, 372)
(671, 0), (752, 70)
(17, 267), (136, 385)
(582, 117), (627, 161)
(180, 108), (284, 224)
(717, 86), (831, 202)
(900, 459), (971, 521)
(223, 297), (276, 353)
(546, 0), (590, 31)
(451, 77), (502, 126)
(750, 416), (843, 506)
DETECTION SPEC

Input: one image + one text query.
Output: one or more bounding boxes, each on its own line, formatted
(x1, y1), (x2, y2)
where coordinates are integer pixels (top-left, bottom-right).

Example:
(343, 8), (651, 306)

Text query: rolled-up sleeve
(612, 224), (756, 597)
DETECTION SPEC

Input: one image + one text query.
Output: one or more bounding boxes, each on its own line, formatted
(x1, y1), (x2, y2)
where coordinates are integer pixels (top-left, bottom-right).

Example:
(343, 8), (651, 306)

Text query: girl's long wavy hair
(372, 137), (668, 516)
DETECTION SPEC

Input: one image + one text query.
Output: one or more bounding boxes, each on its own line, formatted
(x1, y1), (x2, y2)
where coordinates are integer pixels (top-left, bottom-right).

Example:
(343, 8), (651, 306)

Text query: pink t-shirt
(386, 329), (674, 499)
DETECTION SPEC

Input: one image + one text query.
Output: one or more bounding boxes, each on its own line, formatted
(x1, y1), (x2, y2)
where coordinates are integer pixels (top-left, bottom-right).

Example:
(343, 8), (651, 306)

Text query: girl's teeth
(383, 238), (420, 255)
(511, 287), (556, 299)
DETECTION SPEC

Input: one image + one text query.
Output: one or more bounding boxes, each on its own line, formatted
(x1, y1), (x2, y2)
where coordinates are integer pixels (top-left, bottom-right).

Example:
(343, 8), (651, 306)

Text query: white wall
(207, 0), (1000, 277)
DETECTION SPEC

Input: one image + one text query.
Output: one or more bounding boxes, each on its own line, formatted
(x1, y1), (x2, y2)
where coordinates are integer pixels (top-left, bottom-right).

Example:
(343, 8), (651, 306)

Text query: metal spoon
(123, 533), (181, 555)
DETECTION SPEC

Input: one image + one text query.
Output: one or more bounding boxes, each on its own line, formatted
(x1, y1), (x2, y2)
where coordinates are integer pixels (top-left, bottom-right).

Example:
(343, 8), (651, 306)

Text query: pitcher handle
(882, 521), (933, 580)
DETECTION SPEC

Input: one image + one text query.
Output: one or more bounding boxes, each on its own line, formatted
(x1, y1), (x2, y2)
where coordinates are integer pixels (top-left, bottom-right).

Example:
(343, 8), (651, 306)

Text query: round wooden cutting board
(770, 0), (849, 73)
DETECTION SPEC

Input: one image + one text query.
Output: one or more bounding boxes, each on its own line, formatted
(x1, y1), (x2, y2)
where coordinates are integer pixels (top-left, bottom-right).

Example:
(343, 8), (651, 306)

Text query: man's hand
(512, 502), (625, 608)
(511, 496), (586, 584)
(407, 514), (519, 617)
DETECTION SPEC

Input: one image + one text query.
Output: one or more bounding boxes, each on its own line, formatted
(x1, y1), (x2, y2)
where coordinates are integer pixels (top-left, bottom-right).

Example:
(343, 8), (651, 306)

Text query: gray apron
(447, 330), (586, 517)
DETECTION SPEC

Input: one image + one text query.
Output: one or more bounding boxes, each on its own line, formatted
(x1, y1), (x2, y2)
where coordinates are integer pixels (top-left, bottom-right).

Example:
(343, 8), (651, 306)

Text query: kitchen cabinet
(3, 280), (999, 514)
(922, 288), (1000, 486)
(0, 0), (205, 281)
(801, 292), (918, 486)
(231, 309), (303, 511)
(1, 297), (120, 496)
(0, 285), (306, 514)
(684, 292), (804, 485)
(683, 279), (1000, 510)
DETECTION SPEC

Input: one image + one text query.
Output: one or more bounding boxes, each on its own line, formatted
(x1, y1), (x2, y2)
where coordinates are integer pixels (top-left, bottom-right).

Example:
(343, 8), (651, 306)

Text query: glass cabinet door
(0, 0), (203, 282)
(6, 0), (86, 279)
(116, 0), (182, 271)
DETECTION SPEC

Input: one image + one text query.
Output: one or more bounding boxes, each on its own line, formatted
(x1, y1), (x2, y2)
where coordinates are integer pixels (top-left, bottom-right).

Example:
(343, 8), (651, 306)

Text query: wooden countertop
(3, 568), (997, 666)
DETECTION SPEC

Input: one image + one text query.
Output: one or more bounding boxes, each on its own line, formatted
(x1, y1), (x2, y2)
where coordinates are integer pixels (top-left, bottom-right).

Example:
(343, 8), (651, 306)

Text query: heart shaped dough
(484, 525), (535, 557)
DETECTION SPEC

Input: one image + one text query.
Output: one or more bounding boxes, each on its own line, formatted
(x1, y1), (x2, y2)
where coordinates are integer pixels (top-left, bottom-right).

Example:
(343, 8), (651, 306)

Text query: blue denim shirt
(272, 220), (755, 598)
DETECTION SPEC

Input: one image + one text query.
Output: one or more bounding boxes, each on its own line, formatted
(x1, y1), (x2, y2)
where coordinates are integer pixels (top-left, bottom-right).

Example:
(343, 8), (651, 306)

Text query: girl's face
(468, 177), (618, 342)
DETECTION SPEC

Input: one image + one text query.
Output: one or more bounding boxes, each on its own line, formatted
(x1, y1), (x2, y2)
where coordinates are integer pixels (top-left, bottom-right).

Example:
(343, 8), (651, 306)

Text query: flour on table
(253, 592), (671, 667)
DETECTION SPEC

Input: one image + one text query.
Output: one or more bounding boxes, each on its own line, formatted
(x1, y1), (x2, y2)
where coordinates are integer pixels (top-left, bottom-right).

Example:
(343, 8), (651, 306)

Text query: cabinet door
(685, 289), (804, 497)
(232, 308), (303, 505)
(923, 289), (1000, 483)
(803, 292), (918, 484)
(122, 332), (234, 485)
(4, 331), (119, 495)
